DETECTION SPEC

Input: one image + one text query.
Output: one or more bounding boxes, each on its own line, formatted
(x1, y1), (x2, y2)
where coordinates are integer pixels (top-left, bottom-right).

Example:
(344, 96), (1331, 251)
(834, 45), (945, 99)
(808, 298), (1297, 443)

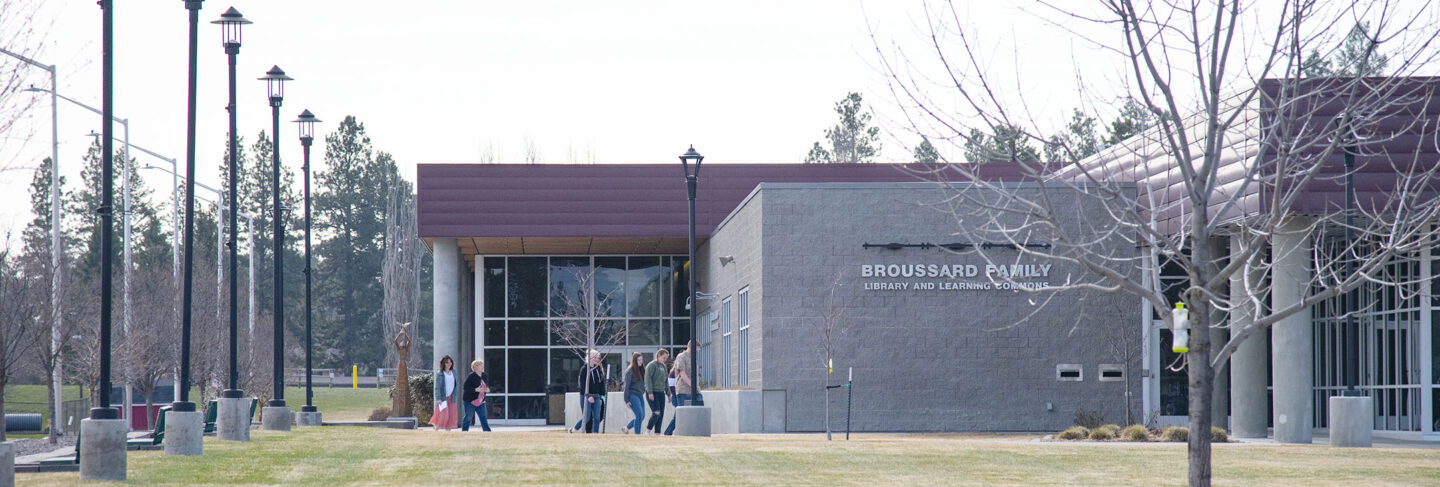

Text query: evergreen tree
(963, 124), (1040, 163)
(1045, 109), (1101, 163)
(1303, 22), (1390, 78)
(913, 138), (940, 164)
(1104, 98), (1155, 146)
(804, 92), (882, 163)
(315, 116), (402, 369)
(23, 158), (63, 261)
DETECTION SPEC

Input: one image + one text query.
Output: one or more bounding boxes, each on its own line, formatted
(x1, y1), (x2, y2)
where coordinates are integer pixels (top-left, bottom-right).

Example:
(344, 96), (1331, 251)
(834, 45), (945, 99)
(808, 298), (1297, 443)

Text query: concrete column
(1, 441), (13, 487)
(1272, 216), (1313, 443)
(262, 406), (292, 431)
(296, 411), (323, 426)
(1328, 396), (1374, 447)
(79, 418), (127, 481)
(162, 410), (203, 456)
(1229, 232), (1269, 438)
(216, 397), (251, 441)
(1207, 236), (1229, 431)
(433, 238), (459, 374)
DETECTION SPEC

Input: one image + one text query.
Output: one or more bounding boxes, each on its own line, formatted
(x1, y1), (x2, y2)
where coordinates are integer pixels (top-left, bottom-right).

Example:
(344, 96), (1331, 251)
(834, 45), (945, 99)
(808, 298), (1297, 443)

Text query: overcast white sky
(3, 1), (1431, 239)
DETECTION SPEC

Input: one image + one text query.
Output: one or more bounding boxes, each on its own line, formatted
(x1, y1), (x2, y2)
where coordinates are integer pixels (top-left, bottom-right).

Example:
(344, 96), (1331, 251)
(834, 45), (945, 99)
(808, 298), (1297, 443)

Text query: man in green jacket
(643, 349), (671, 434)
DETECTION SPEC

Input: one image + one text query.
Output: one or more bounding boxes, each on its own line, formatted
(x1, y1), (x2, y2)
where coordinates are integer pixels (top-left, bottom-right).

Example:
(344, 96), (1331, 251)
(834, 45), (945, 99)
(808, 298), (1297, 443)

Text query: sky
(2, 1), (1431, 242)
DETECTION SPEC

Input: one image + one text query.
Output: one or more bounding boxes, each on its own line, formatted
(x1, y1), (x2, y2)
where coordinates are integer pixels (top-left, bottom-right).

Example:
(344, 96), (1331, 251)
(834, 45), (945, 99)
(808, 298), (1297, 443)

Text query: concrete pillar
(79, 418), (127, 481)
(1211, 323), (1231, 431)
(1, 441), (13, 487)
(1230, 232), (1269, 438)
(433, 238), (460, 373)
(216, 397), (251, 441)
(296, 411), (322, 426)
(261, 406), (292, 431)
(1328, 396), (1374, 447)
(162, 410), (203, 456)
(1272, 216), (1313, 443)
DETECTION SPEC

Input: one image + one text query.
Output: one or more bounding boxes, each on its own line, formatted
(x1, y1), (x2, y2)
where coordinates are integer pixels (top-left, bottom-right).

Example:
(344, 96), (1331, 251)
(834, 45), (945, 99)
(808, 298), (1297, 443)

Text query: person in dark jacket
(621, 352), (647, 434)
(571, 350), (607, 434)
(461, 359), (492, 432)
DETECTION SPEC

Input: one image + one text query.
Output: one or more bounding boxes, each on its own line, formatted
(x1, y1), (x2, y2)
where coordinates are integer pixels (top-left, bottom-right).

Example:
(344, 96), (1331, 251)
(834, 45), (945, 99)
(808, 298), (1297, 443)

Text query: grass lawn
(285, 387), (390, 421)
(2, 384), (84, 430)
(17, 429), (1440, 486)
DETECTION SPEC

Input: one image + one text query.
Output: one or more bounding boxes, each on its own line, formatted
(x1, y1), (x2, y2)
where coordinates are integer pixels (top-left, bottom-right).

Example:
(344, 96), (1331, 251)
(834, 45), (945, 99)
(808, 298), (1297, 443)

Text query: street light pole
(7, 51), (65, 437)
(680, 145), (703, 407)
(213, 9), (251, 420)
(259, 65), (293, 428)
(293, 110), (320, 418)
(174, 0), (204, 420)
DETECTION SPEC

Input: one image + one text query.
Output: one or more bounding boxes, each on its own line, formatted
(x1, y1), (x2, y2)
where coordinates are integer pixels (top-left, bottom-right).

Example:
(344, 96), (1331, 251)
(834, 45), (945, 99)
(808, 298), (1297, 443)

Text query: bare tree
(382, 182), (424, 371)
(877, 2), (1440, 485)
(523, 135), (542, 164)
(814, 269), (854, 441)
(550, 266), (626, 397)
(0, 0), (49, 170)
(0, 236), (44, 440)
(121, 264), (178, 429)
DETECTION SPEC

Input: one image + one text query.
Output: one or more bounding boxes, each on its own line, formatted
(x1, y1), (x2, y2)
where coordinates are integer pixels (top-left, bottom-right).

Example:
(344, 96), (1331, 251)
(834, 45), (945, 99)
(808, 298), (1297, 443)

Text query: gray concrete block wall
(705, 183), (1142, 432)
(698, 191), (765, 389)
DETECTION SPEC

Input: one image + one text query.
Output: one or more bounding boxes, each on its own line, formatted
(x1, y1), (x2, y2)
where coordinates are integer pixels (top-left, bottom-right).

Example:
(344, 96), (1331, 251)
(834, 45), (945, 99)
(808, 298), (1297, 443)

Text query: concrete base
(296, 411), (323, 427)
(79, 418), (127, 481)
(385, 417), (418, 430)
(1328, 396), (1374, 448)
(2, 441), (13, 487)
(262, 406), (293, 431)
(162, 411), (204, 456)
(216, 397), (251, 442)
(674, 406), (712, 437)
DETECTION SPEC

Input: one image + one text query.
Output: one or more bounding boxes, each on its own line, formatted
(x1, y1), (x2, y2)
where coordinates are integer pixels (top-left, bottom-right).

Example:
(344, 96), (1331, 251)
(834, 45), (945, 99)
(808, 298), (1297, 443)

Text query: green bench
(203, 398), (258, 433)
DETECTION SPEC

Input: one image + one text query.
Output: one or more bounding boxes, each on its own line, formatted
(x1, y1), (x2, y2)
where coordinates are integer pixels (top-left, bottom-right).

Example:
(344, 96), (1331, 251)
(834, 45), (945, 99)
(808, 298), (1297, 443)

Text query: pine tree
(913, 138), (940, 164)
(805, 92), (882, 163)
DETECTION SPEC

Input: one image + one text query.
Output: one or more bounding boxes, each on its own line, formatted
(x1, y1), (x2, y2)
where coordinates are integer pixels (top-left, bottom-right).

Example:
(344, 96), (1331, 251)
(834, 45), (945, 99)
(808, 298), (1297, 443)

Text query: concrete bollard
(296, 411), (323, 427)
(2, 441), (13, 487)
(674, 406), (712, 437)
(261, 406), (292, 431)
(79, 418), (127, 481)
(163, 410), (204, 456)
(217, 397), (251, 442)
(1328, 396), (1373, 448)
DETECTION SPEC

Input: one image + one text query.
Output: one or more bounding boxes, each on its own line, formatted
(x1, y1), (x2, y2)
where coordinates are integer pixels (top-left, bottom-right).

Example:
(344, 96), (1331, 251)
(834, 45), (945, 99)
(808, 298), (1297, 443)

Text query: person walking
(461, 359), (492, 432)
(622, 352), (647, 434)
(644, 349), (670, 434)
(571, 350), (607, 434)
(432, 355), (459, 431)
(664, 341), (696, 435)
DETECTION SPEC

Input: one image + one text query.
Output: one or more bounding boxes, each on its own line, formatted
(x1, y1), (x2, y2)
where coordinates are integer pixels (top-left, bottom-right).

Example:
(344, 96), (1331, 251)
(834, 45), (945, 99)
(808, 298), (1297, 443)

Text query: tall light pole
(81, 0), (125, 480)
(293, 109), (320, 423)
(260, 65), (293, 430)
(173, 0), (205, 429)
(212, 7), (252, 441)
(5, 49), (64, 439)
(679, 145), (702, 408)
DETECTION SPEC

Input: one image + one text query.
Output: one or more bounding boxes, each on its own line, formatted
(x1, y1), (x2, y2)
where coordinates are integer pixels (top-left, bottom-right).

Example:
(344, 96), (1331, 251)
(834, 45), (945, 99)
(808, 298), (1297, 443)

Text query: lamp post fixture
(213, 6), (250, 406)
(294, 109), (320, 418)
(260, 65), (293, 420)
(174, 0), (204, 420)
(679, 145), (703, 407)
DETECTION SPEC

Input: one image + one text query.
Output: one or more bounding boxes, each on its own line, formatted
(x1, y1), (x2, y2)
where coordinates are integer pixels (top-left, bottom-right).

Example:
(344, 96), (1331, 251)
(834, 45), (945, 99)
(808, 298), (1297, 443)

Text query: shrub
(1121, 424), (1149, 442)
(1056, 426), (1090, 440)
(368, 406), (392, 421)
(1096, 424), (1120, 437)
(1210, 427), (1228, 443)
(1160, 426), (1189, 442)
(1087, 427), (1114, 441)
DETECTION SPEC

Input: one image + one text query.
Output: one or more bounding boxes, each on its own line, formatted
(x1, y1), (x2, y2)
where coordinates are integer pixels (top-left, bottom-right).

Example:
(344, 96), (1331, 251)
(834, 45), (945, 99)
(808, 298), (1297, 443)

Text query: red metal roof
(417, 163), (1024, 240)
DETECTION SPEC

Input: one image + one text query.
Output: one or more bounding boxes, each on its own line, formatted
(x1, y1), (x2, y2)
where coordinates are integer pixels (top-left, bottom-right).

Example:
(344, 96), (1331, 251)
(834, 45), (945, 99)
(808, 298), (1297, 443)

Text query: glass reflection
(483, 258), (505, 317)
(507, 257), (547, 318)
(549, 256), (589, 317)
(627, 257), (662, 317)
(594, 257), (626, 317)
(508, 349), (547, 393)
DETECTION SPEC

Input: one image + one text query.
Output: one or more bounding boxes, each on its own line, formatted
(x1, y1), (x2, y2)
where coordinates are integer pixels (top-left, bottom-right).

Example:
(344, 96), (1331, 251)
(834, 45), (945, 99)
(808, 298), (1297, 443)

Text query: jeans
(461, 400), (490, 432)
(575, 394), (605, 433)
(664, 394), (690, 435)
(645, 393), (667, 433)
(626, 394), (644, 434)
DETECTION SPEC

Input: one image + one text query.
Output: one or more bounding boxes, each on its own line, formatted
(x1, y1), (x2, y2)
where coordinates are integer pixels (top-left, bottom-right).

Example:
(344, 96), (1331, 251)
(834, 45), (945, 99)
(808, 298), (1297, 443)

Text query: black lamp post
(1342, 119), (1360, 397)
(259, 65), (292, 409)
(91, 0), (118, 422)
(293, 109), (320, 414)
(679, 145), (703, 406)
(212, 6), (249, 401)
(173, 0), (204, 414)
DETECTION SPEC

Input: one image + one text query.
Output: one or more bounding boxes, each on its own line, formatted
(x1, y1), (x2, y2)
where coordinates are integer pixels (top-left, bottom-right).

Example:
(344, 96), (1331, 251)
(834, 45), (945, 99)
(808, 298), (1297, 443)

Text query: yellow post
(352, 365), (359, 389)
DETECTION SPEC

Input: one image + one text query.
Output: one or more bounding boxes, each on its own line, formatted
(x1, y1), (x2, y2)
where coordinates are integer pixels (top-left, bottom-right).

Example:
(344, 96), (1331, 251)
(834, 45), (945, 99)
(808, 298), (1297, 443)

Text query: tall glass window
(479, 255), (690, 420)
(738, 288), (750, 386)
(721, 298), (732, 389)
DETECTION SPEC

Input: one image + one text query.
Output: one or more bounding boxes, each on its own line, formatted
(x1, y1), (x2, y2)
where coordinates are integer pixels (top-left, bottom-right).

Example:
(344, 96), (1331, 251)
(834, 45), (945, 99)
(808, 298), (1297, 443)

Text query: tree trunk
(824, 379), (832, 441)
(1186, 299), (1215, 487)
(45, 370), (59, 442)
(2, 383), (8, 442)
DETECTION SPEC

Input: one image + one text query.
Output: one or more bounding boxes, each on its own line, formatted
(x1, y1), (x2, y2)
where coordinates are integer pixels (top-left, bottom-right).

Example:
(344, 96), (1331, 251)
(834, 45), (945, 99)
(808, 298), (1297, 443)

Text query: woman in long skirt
(432, 355), (460, 431)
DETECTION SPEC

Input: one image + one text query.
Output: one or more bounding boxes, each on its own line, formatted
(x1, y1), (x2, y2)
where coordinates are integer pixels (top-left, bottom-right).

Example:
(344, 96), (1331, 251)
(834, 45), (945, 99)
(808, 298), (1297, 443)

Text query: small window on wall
(1056, 364), (1083, 381)
(1098, 364), (1125, 382)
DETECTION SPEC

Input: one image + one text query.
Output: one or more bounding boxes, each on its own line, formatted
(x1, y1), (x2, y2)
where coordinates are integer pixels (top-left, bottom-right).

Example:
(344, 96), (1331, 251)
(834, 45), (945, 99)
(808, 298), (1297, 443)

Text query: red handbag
(471, 380), (487, 407)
